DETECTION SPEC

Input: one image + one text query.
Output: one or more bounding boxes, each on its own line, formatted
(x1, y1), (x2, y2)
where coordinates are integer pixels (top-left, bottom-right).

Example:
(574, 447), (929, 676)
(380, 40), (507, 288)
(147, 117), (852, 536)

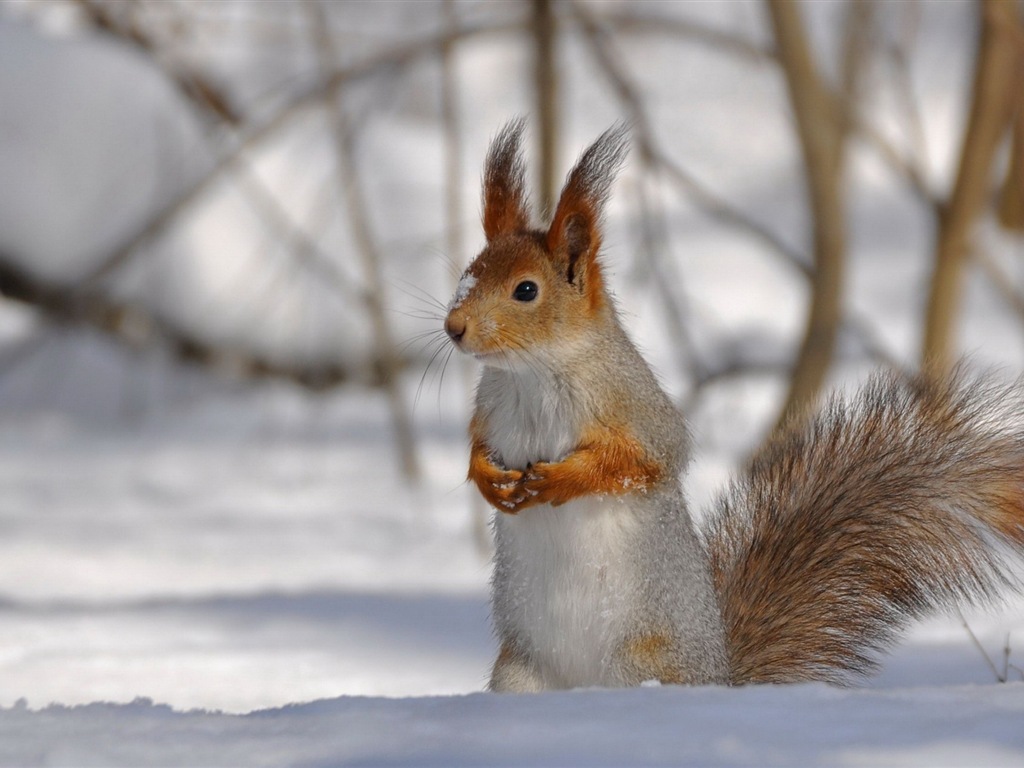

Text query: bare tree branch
(74, 16), (525, 294)
(75, 0), (241, 124)
(306, 0), (421, 481)
(441, 0), (491, 554)
(998, 98), (1024, 231)
(923, 0), (1024, 374)
(534, 0), (560, 216)
(589, 8), (775, 64)
(0, 257), (357, 388)
(974, 246), (1024, 323)
(765, 0), (850, 430)
(571, 2), (701, 387)
(573, 2), (811, 278)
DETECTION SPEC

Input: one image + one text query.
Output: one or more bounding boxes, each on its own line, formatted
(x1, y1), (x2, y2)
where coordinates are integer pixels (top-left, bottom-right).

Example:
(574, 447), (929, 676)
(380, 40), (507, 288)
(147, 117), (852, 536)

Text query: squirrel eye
(513, 281), (539, 302)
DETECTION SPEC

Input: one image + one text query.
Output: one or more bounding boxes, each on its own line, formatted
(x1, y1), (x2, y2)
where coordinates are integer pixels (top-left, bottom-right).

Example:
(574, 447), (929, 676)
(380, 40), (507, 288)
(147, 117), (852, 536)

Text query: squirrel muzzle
(445, 312), (467, 345)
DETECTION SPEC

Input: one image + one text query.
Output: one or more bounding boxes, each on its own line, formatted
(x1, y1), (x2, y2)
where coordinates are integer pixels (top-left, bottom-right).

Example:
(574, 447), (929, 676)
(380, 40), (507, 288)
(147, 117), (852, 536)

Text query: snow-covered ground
(4, 684), (1024, 767)
(2, 1), (1024, 764)
(1, 363), (1023, 766)
(0, 367), (1020, 766)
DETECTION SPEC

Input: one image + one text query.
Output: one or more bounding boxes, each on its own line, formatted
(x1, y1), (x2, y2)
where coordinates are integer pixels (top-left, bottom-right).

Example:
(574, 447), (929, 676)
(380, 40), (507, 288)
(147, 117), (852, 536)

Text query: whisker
(393, 308), (446, 322)
(439, 253), (466, 281)
(415, 337), (454, 410)
(436, 345), (458, 416)
(398, 328), (448, 356)
(394, 279), (450, 313)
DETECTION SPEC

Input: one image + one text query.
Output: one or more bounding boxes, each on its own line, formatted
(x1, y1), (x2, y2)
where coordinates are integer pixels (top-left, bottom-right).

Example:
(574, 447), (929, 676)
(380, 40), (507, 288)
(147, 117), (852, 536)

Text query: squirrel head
(445, 120), (629, 369)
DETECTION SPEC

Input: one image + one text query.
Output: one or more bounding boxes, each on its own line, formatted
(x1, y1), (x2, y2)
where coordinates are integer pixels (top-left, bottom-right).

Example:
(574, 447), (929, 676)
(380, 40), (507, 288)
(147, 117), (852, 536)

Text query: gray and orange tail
(704, 368), (1024, 685)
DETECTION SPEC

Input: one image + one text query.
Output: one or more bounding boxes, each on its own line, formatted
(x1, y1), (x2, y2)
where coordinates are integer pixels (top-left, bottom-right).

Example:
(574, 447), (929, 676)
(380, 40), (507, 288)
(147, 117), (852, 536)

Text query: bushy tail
(704, 368), (1024, 685)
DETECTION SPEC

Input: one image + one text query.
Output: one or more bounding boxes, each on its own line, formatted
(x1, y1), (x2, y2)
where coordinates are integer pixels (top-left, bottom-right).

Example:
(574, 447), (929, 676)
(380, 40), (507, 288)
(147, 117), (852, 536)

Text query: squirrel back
(445, 121), (1024, 691)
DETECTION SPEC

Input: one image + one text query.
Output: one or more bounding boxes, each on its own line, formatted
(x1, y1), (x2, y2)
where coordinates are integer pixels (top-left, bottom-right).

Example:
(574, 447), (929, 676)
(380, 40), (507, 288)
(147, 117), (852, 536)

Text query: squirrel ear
(546, 125), (629, 296)
(482, 119), (531, 241)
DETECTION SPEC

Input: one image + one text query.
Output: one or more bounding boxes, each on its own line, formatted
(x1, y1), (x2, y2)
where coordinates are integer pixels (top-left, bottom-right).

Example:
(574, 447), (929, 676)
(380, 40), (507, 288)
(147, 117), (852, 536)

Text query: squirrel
(443, 119), (1024, 692)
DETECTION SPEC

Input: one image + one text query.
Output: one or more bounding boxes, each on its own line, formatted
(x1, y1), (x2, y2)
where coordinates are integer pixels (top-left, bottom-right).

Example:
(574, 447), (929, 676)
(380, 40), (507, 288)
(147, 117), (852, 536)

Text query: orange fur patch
(521, 424), (662, 508)
(619, 633), (684, 684)
(467, 415), (663, 513)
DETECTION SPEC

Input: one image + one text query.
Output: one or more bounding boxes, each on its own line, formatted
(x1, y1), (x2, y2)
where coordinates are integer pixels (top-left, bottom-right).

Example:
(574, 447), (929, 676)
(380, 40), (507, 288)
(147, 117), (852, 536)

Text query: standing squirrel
(444, 120), (1024, 691)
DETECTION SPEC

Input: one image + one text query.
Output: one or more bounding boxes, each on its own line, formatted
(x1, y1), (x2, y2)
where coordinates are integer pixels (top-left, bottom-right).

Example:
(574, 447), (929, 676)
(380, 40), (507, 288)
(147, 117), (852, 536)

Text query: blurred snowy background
(1, 0), (1023, 762)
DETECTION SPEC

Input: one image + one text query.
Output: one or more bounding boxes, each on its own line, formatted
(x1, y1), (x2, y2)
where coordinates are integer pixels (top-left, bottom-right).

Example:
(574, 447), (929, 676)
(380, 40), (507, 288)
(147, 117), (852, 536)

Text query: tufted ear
(482, 119), (530, 241)
(545, 125), (629, 300)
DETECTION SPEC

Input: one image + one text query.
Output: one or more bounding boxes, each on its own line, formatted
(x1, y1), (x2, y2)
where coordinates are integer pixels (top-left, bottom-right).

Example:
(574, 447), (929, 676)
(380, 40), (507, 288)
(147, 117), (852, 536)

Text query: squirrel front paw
(484, 463), (563, 512)
(521, 462), (568, 508)
(469, 447), (572, 513)
(469, 449), (532, 513)
(483, 468), (531, 513)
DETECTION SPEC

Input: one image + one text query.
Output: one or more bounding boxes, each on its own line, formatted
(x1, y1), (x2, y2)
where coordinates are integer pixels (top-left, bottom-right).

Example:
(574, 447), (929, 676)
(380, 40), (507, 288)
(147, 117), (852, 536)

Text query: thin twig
(591, 8), (775, 64)
(306, 0), (421, 481)
(74, 16), (524, 293)
(0, 259), (357, 388)
(231, 155), (366, 305)
(571, 3), (700, 387)
(681, 357), (793, 415)
(883, 2), (933, 199)
(961, 615), (1005, 682)
(75, 0), (241, 124)
(572, 2), (811, 278)
(441, 0), (492, 554)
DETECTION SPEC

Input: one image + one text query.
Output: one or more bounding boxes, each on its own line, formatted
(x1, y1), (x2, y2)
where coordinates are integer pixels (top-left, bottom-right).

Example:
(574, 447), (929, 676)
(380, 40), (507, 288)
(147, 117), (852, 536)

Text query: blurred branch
(765, 0), (852, 430)
(997, 102), (1024, 231)
(0, 258), (355, 388)
(589, 8), (775, 64)
(573, 2), (811, 278)
(76, 15), (524, 293)
(878, 3), (935, 203)
(75, 0), (241, 124)
(572, 2), (701, 385)
(441, 0), (465, 274)
(974, 246), (1024, 323)
(681, 355), (792, 415)
(441, 0), (491, 553)
(4, 5), (517, 394)
(923, 0), (1024, 374)
(534, 0), (560, 216)
(231, 157), (366, 305)
(575, 0), (902, 407)
(581, 0), (909, 421)
(307, 0), (421, 482)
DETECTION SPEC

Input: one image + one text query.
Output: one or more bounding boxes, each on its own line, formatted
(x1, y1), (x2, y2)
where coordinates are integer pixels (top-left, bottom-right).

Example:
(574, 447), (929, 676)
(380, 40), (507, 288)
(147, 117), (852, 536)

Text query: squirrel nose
(445, 314), (466, 343)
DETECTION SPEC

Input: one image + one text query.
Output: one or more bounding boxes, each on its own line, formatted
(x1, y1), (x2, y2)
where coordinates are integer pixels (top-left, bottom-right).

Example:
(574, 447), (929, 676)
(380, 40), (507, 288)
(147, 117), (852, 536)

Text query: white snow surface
(4, 684), (1024, 767)
(1, 379), (1023, 766)
(2, 1), (1024, 765)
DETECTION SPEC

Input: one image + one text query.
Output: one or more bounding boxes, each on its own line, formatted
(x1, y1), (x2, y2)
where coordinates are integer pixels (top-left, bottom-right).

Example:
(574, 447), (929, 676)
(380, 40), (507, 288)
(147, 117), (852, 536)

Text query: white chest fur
(477, 364), (582, 470)
(494, 495), (639, 688)
(480, 363), (639, 687)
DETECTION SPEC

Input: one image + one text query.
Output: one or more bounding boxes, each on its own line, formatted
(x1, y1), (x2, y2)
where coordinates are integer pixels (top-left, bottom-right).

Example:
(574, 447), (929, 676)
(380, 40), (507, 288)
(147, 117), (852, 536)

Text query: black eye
(513, 281), (538, 302)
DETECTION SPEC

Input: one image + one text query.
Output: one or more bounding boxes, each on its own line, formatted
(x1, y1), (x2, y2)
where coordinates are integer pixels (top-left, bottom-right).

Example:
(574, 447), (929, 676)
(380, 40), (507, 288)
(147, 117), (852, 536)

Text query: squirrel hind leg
(612, 632), (728, 687)
(613, 633), (687, 686)
(488, 642), (545, 693)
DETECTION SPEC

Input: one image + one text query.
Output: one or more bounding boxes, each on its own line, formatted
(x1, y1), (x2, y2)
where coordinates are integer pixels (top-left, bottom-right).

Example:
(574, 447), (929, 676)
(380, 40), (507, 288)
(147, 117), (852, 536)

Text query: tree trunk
(923, 0), (1023, 374)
